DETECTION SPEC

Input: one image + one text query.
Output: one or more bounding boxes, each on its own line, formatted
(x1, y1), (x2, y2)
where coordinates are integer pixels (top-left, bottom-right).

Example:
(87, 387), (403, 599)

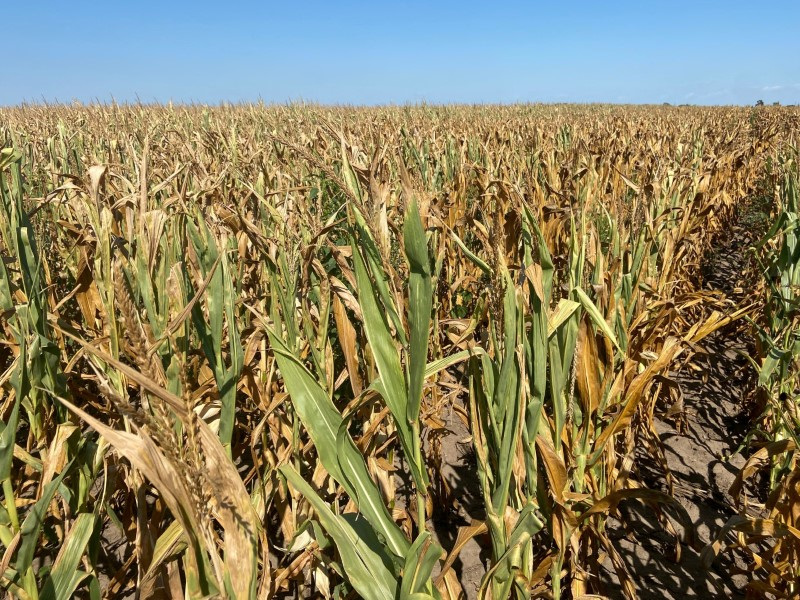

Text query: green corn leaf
(265, 327), (409, 560)
(141, 520), (188, 590)
(40, 513), (96, 600)
(340, 141), (363, 204)
(521, 209), (553, 457)
(423, 348), (484, 379)
(491, 277), (522, 513)
(0, 395), (21, 482)
(280, 465), (397, 600)
(574, 286), (623, 353)
(759, 344), (788, 386)
(16, 459), (74, 574)
(450, 231), (491, 275)
(523, 207), (555, 302)
(400, 531), (444, 599)
(351, 236), (428, 490)
(350, 206), (407, 345)
(549, 303), (580, 453)
(404, 199), (433, 426)
(548, 299), (580, 338)
(187, 218), (242, 450)
(478, 501), (544, 600)
(340, 513), (399, 576)
(220, 251), (244, 444)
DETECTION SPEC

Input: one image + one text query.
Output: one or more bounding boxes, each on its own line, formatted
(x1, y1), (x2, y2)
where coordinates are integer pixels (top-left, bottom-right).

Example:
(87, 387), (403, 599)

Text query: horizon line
(1, 98), (795, 110)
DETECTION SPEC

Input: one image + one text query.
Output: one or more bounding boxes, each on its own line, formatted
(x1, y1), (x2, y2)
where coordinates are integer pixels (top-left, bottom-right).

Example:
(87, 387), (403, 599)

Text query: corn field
(0, 103), (799, 599)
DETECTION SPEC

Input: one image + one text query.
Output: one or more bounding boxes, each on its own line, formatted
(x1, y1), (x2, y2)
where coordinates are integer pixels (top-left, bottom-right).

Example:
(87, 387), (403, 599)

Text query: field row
(0, 104), (798, 599)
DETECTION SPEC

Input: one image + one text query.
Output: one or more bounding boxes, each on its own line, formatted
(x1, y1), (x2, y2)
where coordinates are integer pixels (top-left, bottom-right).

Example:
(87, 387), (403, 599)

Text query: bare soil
(435, 405), (487, 600)
(603, 221), (756, 599)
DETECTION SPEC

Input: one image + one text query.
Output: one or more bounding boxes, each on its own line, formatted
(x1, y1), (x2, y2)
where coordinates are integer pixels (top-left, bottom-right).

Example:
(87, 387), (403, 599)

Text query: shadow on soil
(601, 220), (757, 599)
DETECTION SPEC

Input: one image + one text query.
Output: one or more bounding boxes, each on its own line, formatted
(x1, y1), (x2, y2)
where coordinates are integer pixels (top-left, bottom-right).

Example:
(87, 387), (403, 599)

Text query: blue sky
(3, 1), (799, 106)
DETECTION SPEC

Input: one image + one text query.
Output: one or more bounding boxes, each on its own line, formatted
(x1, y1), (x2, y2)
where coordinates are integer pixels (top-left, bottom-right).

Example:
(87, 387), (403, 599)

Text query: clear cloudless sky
(3, 1), (799, 106)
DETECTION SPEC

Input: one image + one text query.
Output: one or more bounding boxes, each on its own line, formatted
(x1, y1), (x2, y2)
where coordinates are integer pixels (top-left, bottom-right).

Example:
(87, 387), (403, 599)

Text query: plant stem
(4, 478), (19, 531)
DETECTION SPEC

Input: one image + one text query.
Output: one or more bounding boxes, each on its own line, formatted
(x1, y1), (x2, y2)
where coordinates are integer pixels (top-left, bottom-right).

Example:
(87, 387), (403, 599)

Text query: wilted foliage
(0, 103), (798, 599)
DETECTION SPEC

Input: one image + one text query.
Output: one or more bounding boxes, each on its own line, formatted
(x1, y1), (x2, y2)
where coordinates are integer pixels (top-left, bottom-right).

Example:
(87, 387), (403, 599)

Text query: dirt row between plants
(435, 211), (760, 600)
(603, 216), (757, 599)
